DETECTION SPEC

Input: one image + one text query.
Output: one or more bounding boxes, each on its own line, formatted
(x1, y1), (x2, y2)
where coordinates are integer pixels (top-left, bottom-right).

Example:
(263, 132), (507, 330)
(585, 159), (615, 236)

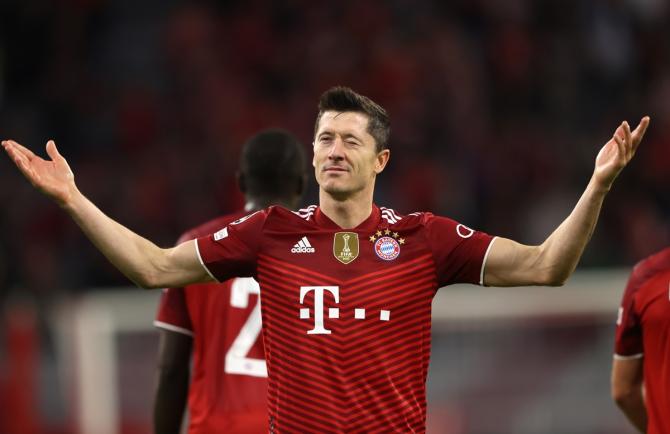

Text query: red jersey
(615, 247), (670, 434)
(155, 211), (268, 434)
(196, 204), (495, 433)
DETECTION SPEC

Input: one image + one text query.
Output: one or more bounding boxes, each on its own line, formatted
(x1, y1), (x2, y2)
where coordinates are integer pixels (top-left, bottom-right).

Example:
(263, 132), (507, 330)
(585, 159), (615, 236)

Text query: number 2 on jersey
(225, 278), (267, 377)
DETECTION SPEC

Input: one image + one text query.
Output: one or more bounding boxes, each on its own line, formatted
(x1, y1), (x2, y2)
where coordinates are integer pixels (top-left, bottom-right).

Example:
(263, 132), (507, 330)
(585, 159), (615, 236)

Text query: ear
(236, 171), (247, 193)
(374, 149), (390, 174)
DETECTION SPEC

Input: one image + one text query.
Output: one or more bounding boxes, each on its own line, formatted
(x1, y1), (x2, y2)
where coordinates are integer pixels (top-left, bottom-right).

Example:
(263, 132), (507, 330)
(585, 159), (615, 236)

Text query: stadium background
(0, 1), (667, 433)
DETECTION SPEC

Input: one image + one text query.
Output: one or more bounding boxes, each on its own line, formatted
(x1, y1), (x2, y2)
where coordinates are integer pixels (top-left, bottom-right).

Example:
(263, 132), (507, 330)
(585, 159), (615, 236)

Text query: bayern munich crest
(374, 236), (400, 261)
(369, 228), (404, 261)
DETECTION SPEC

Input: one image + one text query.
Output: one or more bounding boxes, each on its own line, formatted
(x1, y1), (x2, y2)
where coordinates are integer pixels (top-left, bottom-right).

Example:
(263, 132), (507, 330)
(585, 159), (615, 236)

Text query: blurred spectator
(0, 0), (668, 300)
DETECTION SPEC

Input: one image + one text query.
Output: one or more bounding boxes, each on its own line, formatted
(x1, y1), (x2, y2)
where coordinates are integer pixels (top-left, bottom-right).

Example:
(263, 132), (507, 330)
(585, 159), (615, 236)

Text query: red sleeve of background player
(154, 230), (196, 336)
(195, 209), (267, 282)
(154, 287), (194, 336)
(424, 213), (495, 287)
(614, 266), (643, 358)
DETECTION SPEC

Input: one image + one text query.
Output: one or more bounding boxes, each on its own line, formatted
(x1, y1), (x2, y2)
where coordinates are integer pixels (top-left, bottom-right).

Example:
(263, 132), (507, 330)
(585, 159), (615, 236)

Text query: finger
(45, 140), (63, 162)
(6, 145), (31, 168)
(613, 132), (626, 163)
(614, 124), (625, 141)
(6, 145), (38, 183)
(631, 116), (650, 152)
(6, 140), (36, 161)
(623, 121), (632, 160)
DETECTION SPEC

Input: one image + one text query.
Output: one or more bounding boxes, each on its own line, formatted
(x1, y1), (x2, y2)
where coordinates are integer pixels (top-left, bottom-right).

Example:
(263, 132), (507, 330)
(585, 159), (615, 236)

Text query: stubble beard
(320, 176), (368, 202)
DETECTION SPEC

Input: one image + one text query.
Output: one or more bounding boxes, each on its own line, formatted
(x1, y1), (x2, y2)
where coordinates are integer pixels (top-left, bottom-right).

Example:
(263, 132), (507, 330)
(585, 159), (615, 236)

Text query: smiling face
(313, 111), (390, 199)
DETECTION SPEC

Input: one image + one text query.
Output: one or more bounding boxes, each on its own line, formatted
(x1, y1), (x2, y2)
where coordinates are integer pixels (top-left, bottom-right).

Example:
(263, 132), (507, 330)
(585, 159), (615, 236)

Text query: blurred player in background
(153, 129), (306, 434)
(612, 247), (670, 434)
(2, 87), (649, 433)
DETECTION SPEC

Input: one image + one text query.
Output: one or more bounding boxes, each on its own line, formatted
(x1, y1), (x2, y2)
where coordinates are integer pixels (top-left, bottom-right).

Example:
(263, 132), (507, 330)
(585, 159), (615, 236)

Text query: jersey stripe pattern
(258, 254), (435, 433)
(197, 205), (493, 433)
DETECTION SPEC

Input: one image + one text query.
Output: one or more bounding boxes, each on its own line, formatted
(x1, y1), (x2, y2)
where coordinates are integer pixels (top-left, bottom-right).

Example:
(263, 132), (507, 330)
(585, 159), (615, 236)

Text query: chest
(255, 228), (437, 335)
(259, 227), (430, 277)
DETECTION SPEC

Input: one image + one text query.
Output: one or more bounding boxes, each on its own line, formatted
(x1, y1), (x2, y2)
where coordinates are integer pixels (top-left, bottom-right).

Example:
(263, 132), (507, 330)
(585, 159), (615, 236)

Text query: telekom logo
(299, 286), (391, 335)
(300, 286), (339, 334)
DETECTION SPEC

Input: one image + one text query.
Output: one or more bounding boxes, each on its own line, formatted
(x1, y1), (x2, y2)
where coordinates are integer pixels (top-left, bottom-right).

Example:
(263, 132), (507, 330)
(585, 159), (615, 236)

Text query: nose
(328, 136), (345, 160)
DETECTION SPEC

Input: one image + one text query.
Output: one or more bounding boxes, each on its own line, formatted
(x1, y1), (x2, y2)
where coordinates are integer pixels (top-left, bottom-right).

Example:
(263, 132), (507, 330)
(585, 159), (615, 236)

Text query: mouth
(323, 166), (349, 173)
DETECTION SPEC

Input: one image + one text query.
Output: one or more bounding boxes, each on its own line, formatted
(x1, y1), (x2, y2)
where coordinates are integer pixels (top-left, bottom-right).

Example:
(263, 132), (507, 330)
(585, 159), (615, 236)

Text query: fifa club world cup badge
(333, 232), (359, 264)
(369, 228), (404, 261)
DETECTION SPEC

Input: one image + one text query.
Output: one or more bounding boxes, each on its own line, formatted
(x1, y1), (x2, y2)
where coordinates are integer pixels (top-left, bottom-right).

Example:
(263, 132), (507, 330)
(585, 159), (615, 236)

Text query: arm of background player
(611, 357), (647, 433)
(153, 329), (193, 434)
(2, 139), (213, 289)
(483, 117), (650, 287)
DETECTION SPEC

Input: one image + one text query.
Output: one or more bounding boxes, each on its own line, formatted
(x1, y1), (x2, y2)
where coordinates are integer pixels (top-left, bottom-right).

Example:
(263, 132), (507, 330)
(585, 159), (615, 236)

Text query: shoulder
(379, 207), (430, 229)
(627, 247), (670, 294)
(291, 204), (318, 222)
(381, 207), (465, 232)
(175, 211), (249, 244)
(262, 204), (320, 226)
(635, 247), (670, 276)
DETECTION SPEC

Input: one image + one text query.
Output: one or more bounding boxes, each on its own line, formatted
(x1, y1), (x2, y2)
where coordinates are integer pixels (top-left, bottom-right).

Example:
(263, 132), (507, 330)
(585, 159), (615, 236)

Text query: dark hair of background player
(238, 129), (307, 209)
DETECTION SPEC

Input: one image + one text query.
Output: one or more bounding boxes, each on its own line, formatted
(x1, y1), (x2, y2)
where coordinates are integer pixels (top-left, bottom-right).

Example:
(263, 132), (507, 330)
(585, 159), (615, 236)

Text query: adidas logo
(291, 236), (315, 253)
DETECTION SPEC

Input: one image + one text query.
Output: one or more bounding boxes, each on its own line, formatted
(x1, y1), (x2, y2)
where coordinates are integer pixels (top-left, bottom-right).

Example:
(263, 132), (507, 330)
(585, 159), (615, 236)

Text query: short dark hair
(239, 129), (306, 199)
(314, 86), (390, 152)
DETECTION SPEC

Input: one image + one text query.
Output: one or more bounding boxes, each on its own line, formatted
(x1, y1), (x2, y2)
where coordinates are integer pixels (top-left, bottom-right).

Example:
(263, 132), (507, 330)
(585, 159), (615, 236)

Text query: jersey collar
(314, 204), (381, 232)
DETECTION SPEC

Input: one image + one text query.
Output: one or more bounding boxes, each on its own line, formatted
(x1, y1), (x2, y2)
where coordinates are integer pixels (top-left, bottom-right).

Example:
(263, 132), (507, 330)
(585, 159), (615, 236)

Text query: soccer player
(153, 130), (307, 434)
(612, 247), (670, 434)
(3, 87), (649, 433)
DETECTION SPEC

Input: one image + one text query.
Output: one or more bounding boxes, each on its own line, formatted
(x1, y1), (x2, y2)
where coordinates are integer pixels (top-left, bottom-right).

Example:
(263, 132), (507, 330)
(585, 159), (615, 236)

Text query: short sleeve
(154, 287), (193, 336)
(195, 210), (267, 282)
(424, 214), (495, 287)
(614, 271), (643, 359)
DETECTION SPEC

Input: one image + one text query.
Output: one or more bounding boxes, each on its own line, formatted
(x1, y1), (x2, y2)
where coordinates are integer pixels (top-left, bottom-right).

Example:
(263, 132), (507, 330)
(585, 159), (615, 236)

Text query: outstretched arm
(2, 139), (213, 288)
(484, 117), (650, 287)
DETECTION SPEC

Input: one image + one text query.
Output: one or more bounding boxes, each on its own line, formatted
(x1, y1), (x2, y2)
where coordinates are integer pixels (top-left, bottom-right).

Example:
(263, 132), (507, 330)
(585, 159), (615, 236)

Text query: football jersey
(155, 211), (268, 434)
(196, 204), (495, 433)
(615, 247), (670, 434)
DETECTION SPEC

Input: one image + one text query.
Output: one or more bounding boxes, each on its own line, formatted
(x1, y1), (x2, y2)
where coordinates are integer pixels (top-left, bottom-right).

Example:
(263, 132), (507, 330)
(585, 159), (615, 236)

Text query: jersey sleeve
(614, 268), (643, 359)
(195, 210), (266, 282)
(424, 213), (495, 287)
(154, 287), (194, 336)
(154, 229), (197, 336)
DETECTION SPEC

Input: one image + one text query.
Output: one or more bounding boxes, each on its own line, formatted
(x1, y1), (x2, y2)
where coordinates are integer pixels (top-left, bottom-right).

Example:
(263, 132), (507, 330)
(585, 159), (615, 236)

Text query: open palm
(2, 139), (77, 206)
(594, 117), (650, 188)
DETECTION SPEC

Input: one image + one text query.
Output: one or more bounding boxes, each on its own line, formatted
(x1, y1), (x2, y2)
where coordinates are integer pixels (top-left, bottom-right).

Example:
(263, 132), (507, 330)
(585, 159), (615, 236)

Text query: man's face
(313, 111), (389, 198)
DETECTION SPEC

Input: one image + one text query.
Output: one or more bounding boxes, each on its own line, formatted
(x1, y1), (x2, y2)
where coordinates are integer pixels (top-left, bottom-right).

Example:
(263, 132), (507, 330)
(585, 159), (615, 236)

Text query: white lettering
(225, 278), (267, 377)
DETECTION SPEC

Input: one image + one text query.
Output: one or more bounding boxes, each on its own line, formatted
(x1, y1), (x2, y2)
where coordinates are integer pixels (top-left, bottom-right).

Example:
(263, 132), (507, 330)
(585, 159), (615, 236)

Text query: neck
(318, 182), (375, 229)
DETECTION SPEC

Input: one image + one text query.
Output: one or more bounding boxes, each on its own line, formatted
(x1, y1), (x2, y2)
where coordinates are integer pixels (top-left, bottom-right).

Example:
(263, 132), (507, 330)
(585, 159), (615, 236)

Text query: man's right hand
(2, 139), (78, 208)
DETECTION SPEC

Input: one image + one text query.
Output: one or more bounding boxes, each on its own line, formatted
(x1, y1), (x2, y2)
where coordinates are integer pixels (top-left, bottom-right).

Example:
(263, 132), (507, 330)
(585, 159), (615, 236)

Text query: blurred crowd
(1, 0), (670, 299)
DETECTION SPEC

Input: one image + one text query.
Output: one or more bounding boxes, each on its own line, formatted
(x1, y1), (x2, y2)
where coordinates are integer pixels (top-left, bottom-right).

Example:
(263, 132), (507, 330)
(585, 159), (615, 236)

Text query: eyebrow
(316, 130), (364, 144)
(317, 131), (361, 140)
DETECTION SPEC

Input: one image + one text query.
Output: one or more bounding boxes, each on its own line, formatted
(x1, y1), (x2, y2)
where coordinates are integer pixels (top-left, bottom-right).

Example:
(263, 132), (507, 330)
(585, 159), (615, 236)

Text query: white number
(225, 278), (267, 377)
